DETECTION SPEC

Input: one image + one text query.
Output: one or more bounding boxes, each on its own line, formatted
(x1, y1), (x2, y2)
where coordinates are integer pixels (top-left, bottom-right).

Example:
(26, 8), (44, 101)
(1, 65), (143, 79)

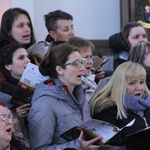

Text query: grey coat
(0, 91), (13, 109)
(28, 78), (91, 150)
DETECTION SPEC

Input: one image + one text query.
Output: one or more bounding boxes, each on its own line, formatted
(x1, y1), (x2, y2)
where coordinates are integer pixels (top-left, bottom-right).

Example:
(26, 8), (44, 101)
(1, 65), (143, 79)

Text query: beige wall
(0, 0), (120, 42)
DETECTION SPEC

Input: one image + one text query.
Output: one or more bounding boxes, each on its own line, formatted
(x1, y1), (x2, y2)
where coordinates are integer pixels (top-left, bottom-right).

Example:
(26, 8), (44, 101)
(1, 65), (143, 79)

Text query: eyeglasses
(84, 56), (95, 62)
(0, 114), (13, 123)
(64, 60), (86, 69)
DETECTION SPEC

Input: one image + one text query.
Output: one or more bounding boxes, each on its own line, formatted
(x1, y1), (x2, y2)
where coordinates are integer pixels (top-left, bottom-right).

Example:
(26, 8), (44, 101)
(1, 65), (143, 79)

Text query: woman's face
(11, 14), (31, 44)
(5, 48), (30, 79)
(79, 47), (94, 75)
(58, 51), (84, 92)
(126, 77), (145, 98)
(0, 106), (12, 145)
(128, 26), (147, 47)
(51, 19), (74, 41)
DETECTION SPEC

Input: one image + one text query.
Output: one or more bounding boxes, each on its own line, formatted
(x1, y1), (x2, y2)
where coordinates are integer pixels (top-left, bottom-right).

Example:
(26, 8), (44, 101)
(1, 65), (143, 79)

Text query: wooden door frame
(120, 0), (136, 28)
(120, 0), (150, 39)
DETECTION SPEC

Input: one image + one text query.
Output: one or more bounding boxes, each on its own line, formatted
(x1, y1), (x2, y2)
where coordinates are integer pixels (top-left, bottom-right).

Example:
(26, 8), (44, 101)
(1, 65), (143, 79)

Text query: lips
(86, 67), (91, 70)
(77, 74), (82, 78)
(135, 93), (142, 97)
(6, 127), (12, 133)
(23, 34), (30, 40)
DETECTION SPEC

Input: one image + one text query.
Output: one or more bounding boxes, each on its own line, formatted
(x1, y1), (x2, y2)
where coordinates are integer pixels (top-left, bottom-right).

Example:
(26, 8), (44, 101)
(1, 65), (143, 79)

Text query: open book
(10, 63), (49, 107)
(60, 119), (135, 145)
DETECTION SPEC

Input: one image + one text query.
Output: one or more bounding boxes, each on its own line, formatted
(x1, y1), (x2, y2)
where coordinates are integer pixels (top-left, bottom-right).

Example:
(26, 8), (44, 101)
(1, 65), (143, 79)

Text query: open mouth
(86, 67), (91, 69)
(23, 34), (30, 40)
(77, 74), (82, 78)
(23, 34), (30, 37)
(6, 128), (12, 133)
(135, 93), (142, 97)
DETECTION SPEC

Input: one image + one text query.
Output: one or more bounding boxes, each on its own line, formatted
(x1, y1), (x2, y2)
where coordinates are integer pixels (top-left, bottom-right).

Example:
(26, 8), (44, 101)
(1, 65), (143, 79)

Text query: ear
(49, 31), (57, 41)
(55, 66), (64, 76)
(5, 64), (12, 71)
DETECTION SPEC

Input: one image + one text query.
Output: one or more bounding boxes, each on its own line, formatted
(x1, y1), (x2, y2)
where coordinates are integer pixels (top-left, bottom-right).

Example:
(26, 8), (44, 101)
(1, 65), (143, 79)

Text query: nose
(136, 83), (143, 90)
(24, 24), (30, 32)
(88, 58), (94, 63)
(7, 118), (13, 124)
(80, 63), (85, 71)
(69, 29), (75, 36)
(139, 36), (146, 43)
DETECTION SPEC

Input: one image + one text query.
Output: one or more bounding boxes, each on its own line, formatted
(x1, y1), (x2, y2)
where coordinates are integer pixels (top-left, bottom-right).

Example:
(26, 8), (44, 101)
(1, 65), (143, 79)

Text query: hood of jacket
(32, 78), (84, 108)
(108, 32), (130, 52)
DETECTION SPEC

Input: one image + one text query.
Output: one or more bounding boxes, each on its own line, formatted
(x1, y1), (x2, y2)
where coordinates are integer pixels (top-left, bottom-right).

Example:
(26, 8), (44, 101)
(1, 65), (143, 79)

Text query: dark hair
(0, 101), (6, 107)
(0, 43), (25, 68)
(67, 36), (95, 52)
(121, 22), (145, 48)
(128, 41), (150, 65)
(0, 8), (36, 48)
(44, 10), (73, 32)
(39, 43), (78, 78)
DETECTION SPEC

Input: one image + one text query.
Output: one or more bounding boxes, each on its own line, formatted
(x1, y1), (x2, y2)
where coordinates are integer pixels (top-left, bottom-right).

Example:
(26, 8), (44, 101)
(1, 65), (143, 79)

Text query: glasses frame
(64, 60), (86, 69)
(84, 55), (95, 62)
(0, 114), (13, 123)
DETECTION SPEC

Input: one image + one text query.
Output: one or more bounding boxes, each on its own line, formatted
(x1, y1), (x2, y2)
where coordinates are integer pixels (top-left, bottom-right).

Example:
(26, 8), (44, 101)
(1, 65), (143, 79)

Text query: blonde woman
(90, 61), (150, 150)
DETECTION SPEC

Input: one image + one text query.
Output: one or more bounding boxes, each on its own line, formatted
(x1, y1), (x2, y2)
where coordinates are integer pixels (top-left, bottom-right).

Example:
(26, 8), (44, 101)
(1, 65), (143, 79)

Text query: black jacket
(0, 39), (11, 50)
(102, 33), (129, 77)
(45, 34), (54, 43)
(94, 106), (150, 150)
(109, 32), (129, 53)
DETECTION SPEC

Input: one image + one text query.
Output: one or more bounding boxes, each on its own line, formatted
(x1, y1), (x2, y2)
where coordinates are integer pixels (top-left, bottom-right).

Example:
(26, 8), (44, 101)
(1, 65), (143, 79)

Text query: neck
(59, 77), (75, 94)
(67, 86), (74, 94)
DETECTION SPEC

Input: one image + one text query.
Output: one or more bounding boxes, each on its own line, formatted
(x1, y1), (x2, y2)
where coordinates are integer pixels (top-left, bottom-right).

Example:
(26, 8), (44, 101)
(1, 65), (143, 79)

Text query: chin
(4, 138), (11, 144)
(85, 70), (90, 75)
(76, 81), (81, 85)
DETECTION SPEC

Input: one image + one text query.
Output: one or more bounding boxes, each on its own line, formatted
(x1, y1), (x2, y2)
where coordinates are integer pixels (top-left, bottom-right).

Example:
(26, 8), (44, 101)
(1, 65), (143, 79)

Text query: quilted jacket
(28, 78), (91, 150)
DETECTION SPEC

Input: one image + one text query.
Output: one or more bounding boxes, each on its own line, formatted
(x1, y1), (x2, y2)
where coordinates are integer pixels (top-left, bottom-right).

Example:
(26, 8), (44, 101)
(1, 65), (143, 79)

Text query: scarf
(123, 93), (150, 116)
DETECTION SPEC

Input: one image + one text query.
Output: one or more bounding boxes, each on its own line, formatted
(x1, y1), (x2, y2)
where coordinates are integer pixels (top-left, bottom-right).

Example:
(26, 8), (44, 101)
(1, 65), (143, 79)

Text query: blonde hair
(90, 61), (150, 119)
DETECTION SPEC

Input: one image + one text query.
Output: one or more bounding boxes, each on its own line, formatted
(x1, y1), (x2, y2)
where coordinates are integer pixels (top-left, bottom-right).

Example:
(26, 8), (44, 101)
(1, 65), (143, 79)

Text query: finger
(32, 56), (40, 66)
(23, 107), (30, 111)
(78, 130), (84, 141)
(87, 136), (102, 145)
(20, 103), (31, 108)
(18, 111), (28, 117)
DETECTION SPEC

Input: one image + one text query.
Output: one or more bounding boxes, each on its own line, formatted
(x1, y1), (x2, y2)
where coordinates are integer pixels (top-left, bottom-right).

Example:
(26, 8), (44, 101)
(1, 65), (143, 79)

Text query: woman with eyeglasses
(67, 36), (104, 102)
(28, 44), (101, 150)
(0, 43), (31, 150)
(0, 101), (13, 150)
